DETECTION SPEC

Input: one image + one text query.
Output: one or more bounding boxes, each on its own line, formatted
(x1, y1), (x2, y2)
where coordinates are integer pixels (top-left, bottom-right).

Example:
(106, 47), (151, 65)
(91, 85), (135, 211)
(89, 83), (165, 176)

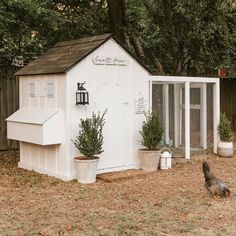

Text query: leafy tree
(106, 0), (235, 75)
(52, 0), (109, 41)
(0, 0), (63, 66)
(0, 0), (235, 77)
(142, 0), (236, 75)
(0, 0), (109, 67)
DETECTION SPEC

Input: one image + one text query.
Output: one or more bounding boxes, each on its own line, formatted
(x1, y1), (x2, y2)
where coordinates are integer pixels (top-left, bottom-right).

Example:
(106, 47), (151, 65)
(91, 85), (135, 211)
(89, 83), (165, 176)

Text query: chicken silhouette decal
(202, 161), (231, 199)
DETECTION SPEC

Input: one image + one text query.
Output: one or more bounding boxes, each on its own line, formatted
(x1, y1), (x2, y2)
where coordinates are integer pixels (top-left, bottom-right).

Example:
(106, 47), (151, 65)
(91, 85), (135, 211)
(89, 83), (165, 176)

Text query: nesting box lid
(6, 108), (59, 125)
(6, 109), (63, 145)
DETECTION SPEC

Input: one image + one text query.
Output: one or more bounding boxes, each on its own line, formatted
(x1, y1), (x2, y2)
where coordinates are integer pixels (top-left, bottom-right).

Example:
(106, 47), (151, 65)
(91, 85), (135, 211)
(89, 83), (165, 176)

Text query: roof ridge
(55, 33), (112, 48)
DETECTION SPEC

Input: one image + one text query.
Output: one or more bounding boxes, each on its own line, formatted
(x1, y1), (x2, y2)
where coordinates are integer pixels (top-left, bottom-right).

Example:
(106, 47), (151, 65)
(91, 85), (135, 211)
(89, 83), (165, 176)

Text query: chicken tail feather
(202, 161), (211, 180)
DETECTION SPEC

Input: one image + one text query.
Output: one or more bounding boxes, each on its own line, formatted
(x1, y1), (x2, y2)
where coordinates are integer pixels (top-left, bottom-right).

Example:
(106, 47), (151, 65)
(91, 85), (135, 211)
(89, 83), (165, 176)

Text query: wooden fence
(0, 67), (19, 150)
(220, 78), (236, 131)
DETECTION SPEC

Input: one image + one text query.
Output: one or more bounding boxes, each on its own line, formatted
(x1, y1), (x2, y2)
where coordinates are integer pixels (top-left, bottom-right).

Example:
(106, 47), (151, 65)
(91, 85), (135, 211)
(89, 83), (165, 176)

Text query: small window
(29, 80), (36, 97)
(47, 81), (55, 98)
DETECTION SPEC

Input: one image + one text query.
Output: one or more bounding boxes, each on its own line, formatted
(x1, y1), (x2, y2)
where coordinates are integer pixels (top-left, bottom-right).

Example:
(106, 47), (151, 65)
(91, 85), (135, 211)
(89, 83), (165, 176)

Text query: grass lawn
(0, 151), (236, 235)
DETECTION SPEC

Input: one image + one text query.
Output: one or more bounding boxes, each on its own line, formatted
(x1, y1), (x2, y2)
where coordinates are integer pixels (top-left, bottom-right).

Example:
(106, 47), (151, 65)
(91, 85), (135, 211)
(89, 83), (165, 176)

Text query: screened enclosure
(150, 76), (220, 159)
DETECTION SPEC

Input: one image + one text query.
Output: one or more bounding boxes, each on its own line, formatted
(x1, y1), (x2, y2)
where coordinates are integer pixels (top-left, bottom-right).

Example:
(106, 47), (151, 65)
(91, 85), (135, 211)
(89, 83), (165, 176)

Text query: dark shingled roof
(15, 33), (151, 76)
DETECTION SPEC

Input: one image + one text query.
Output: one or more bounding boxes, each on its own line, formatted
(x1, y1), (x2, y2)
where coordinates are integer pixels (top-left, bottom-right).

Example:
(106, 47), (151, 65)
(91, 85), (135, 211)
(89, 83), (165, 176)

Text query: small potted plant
(72, 110), (106, 183)
(217, 112), (233, 157)
(139, 112), (164, 171)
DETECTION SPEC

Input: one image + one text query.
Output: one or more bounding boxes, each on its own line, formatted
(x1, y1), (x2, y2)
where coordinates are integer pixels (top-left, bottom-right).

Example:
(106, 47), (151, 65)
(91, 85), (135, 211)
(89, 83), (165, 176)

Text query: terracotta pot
(74, 156), (99, 183)
(138, 149), (161, 172)
(217, 141), (233, 157)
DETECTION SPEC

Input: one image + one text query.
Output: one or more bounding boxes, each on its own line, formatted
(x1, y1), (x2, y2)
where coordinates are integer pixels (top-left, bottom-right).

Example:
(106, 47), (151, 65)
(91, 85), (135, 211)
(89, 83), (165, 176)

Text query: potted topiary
(72, 110), (106, 183)
(217, 112), (233, 157)
(139, 112), (164, 171)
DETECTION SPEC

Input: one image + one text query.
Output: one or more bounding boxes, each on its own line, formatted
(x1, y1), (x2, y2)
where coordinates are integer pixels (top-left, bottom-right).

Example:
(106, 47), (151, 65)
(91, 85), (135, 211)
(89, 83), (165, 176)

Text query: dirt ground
(0, 151), (236, 236)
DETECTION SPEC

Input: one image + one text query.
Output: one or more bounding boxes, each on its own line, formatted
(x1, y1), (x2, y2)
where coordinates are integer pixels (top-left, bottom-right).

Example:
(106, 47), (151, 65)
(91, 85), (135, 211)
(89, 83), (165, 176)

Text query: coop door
(180, 84), (204, 148)
(94, 79), (130, 171)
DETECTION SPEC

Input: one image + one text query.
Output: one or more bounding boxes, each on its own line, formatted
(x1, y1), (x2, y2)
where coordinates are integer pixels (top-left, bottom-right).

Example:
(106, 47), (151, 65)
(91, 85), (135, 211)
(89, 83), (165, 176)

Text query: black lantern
(76, 82), (89, 105)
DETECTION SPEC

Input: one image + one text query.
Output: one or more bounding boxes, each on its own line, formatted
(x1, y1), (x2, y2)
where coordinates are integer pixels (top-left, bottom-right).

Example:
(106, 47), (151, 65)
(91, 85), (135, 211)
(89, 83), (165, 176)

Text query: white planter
(138, 149), (161, 172)
(217, 141), (233, 157)
(74, 156), (99, 184)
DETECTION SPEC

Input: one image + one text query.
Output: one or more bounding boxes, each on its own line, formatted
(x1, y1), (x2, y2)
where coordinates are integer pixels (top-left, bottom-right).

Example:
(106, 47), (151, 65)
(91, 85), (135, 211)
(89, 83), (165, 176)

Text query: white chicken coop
(6, 34), (220, 180)
(6, 34), (152, 180)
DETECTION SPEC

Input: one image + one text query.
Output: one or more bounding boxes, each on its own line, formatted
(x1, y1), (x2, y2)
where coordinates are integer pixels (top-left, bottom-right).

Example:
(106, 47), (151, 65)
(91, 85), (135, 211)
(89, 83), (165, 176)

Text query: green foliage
(0, 0), (64, 66)
(106, 0), (236, 75)
(73, 110), (107, 158)
(140, 0), (236, 75)
(140, 112), (163, 150)
(0, 0), (235, 76)
(0, 0), (109, 66)
(218, 113), (232, 142)
(51, 0), (109, 42)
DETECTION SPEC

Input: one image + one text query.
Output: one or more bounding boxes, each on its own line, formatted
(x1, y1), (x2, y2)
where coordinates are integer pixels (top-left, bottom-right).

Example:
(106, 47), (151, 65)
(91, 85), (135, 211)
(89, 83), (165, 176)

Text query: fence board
(220, 79), (236, 131)
(0, 67), (19, 150)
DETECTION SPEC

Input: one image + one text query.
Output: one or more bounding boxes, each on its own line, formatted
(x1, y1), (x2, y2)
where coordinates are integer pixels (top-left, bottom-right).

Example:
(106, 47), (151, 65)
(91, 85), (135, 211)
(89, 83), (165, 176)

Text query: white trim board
(152, 76), (218, 83)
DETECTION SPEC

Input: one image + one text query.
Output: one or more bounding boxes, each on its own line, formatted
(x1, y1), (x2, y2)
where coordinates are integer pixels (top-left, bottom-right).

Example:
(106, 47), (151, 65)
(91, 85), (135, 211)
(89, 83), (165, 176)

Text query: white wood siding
(16, 74), (71, 180)
(67, 39), (150, 177)
(8, 39), (150, 180)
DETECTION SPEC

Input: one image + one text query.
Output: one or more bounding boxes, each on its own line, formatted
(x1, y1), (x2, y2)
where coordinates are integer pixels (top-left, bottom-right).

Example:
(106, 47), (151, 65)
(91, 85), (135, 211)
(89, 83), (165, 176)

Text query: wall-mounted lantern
(76, 82), (89, 105)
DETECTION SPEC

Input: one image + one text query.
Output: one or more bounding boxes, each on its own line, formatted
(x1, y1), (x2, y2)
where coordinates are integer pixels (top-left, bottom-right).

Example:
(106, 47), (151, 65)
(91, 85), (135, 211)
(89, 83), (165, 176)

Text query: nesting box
(6, 34), (151, 180)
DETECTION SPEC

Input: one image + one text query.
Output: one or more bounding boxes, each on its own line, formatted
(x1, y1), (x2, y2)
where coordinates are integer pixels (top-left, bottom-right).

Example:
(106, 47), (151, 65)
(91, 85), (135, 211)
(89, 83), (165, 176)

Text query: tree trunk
(107, 0), (126, 43)
(129, 35), (144, 58)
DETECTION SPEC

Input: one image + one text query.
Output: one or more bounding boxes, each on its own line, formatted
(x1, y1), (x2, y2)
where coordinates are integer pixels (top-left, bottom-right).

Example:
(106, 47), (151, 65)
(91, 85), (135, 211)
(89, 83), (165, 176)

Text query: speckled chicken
(202, 161), (231, 198)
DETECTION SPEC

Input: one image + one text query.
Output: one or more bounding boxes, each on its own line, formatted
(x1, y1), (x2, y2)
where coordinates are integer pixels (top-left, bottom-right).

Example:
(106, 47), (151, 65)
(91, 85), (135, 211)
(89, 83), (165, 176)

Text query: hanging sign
(92, 55), (128, 66)
(135, 92), (147, 114)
